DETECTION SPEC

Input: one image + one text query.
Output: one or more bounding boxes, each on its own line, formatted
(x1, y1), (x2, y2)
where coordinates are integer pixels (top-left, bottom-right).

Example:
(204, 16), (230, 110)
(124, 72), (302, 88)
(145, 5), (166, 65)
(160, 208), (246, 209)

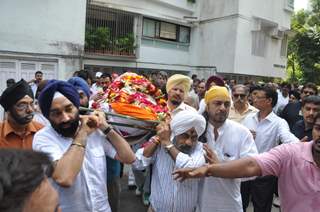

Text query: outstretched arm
(173, 156), (262, 181)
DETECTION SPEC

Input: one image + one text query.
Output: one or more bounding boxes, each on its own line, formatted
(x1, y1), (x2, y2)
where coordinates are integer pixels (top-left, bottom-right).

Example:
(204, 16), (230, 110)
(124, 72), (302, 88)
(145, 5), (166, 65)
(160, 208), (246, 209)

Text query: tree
(287, 0), (320, 84)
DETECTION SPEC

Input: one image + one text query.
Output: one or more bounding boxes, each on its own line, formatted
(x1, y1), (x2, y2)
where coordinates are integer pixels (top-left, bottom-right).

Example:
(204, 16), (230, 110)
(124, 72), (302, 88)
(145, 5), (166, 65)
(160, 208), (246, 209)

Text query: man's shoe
(142, 192), (150, 206)
(135, 187), (142, 196)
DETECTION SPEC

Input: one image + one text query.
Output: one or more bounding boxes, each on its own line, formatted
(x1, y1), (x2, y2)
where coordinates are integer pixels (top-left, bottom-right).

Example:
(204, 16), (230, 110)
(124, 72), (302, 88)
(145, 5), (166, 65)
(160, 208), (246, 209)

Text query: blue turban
(38, 80), (80, 118)
(67, 77), (91, 98)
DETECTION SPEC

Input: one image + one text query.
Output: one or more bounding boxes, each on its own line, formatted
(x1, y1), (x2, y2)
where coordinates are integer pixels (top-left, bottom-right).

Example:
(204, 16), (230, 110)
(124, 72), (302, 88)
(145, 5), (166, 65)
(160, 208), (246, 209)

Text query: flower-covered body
(92, 72), (168, 120)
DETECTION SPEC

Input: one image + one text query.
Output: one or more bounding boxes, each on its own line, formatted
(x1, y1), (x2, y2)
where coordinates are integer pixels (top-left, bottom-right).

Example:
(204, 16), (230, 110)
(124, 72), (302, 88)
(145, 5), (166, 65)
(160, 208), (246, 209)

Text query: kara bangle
(71, 142), (86, 149)
(103, 126), (113, 135)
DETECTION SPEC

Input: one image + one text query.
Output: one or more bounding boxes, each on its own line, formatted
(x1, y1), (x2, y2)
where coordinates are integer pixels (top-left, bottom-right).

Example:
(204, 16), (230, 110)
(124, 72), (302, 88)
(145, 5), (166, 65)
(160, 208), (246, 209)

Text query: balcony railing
(85, 4), (136, 57)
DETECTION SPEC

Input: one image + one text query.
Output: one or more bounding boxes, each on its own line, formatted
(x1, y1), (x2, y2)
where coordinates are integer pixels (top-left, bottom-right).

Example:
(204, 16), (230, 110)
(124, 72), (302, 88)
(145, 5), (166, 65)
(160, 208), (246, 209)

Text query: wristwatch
(164, 143), (174, 153)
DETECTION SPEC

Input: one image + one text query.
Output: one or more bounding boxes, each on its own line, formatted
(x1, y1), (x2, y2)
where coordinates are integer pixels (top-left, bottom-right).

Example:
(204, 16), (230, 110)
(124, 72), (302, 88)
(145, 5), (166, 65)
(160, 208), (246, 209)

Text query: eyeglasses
(14, 102), (35, 111)
(255, 96), (267, 100)
(233, 94), (246, 99)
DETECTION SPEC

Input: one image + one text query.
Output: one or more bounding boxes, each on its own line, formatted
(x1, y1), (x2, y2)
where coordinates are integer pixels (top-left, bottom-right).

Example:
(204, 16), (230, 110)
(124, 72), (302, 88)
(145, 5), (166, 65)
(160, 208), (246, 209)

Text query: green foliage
(85, 26), (135, 54)
(115, 33), (136, 53)
(85, 26), (112, 49)
(187, 0), (196, 3)
(287, 0), (320, 84)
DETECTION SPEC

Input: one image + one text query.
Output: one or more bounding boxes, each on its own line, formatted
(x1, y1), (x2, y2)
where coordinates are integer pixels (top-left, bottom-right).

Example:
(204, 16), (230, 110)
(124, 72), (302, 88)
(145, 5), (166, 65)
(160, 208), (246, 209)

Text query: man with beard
(33, 80), (135, 212)
(292, 95), (320, 141)
(133, 110), (207, 212)
(195, 86), (258, 212)
(198, 75), (225, 115)
(173, 112), (320, 212)
(229, 84), (258, 123)
(166, 74), (196, 116)
(69, 76), (121, 212)
(0, 79), (43, 149)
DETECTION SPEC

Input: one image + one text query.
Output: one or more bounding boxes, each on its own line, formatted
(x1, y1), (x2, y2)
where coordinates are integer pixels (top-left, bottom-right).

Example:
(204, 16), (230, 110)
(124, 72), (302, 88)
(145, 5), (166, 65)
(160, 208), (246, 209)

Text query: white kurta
(33, 126), (116, 212)
(198, 120), (258, 212)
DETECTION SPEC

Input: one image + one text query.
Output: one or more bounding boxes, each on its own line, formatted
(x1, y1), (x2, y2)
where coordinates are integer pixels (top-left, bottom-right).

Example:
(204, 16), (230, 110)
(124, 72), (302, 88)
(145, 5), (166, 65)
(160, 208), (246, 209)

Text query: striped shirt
(134, 142), (205, 212)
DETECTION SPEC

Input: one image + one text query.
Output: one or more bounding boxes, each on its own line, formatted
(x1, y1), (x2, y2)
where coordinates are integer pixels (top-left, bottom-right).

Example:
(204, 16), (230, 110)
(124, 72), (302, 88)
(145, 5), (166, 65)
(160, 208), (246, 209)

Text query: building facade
(0, 0), (294, 90)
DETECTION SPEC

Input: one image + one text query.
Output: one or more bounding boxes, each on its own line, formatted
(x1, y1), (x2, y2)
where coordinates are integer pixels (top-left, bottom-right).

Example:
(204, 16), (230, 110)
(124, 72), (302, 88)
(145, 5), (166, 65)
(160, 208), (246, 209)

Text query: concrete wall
(89, 0), (197, 73)
(92, 0), (195, 24)
(191, 0), (291, 78)
(0, 0), (87, 78)
(239, 0), (292, 30)
(191, 18), (237, 74)
(0, 0), (86, 55)
(234, 18), (287, 78)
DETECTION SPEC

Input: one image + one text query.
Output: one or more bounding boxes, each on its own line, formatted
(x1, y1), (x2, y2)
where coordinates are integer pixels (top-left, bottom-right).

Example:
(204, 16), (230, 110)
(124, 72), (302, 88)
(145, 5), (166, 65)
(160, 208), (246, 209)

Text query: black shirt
(291, 119), (313, 141)
(280, 101), (303, 130)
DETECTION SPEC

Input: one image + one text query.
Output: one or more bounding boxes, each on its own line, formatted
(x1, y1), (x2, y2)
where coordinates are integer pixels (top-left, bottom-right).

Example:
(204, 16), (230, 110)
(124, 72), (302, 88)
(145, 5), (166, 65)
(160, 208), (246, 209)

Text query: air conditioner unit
(271, 30), (285, 39)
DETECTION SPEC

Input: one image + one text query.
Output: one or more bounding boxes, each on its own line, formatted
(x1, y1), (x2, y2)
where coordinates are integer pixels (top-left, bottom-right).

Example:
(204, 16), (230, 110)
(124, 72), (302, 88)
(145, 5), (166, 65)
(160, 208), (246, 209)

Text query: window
(160, 22), (177, 40)
(252, 31), (267, 57)
(287, 0), (294, 10)
(85, 4), (136, 56)
(179, 26), (190, 43)
(143, 19), (156, 37)
(280, 35), (288, 57)
(142, 18), (190, 43)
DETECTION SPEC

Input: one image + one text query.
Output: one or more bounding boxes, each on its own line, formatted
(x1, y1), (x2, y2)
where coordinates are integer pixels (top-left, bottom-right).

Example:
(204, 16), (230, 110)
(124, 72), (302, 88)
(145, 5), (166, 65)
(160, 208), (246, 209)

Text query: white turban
(170, 110), (206, 139)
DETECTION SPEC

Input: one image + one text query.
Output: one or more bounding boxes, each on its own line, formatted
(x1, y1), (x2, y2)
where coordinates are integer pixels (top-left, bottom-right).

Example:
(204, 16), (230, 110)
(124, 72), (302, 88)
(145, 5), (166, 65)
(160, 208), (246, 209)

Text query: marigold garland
(91, 72), (168, 121)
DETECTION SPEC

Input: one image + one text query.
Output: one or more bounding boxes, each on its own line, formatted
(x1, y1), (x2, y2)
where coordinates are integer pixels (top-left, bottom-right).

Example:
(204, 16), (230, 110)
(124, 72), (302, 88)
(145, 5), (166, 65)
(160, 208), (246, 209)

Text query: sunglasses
(233, 94), (246, 99)
(303, 91), (315, 95)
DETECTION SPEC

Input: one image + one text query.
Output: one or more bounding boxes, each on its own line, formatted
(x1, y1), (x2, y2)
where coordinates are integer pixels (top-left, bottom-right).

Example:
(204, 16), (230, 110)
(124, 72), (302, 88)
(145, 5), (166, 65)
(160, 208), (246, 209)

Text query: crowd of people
(0, 69), (319, 212)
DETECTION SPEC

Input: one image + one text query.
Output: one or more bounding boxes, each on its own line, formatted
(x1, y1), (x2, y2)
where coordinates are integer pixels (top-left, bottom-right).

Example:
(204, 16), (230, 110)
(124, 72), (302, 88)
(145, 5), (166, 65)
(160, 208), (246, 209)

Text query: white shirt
(198, 120), (258, 212)
(274, 91), (289, 114)
(242, 111), (299, 153)
(170, 102), (197, 117)
(33, 126), (116, 212)
(33, 112), (50, 126)
(134, 143), (205, 212)
(30, 82), (38, 96)
(90, 83), (103, 99)
(197, 99), (206, 115)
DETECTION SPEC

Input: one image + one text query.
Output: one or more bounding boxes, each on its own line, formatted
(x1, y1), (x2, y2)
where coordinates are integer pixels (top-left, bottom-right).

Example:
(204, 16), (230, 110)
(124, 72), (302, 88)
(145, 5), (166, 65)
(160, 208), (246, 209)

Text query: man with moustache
(173, 112), (320, 212)
(32, 80), (135, 212)
(229, 84), (258, 123)
(196, 86), (258, 212)
(281, 82), (318, 130)
(133, 110), (207, 212)
(0, 79), (43, 149)
(292, 95), (320, 141)
(69, 76), (122, 212)
(166, 74), (196, 116)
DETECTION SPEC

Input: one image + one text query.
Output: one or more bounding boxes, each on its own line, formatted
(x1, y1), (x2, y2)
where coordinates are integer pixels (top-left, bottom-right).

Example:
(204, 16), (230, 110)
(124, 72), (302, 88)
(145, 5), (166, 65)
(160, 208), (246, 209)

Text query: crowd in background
(0, 69), (319, 212)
